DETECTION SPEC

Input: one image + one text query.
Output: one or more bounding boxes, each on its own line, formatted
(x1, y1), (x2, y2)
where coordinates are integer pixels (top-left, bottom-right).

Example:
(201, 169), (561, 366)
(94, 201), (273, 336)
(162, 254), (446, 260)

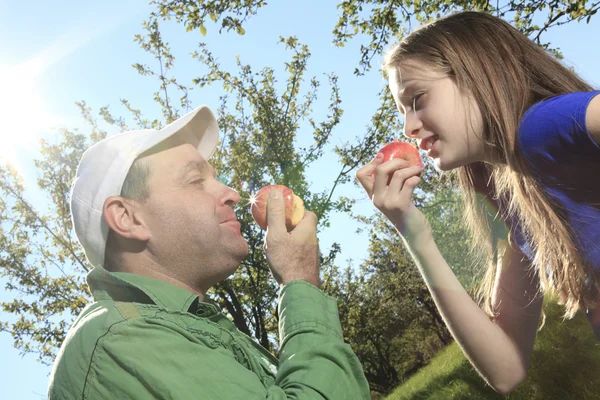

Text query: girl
(356, 11), (600, 394)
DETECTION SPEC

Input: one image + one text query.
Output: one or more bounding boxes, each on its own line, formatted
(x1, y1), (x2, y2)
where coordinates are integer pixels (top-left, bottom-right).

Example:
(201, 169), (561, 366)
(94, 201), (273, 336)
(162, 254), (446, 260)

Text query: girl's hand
(356, 154), (432, 245)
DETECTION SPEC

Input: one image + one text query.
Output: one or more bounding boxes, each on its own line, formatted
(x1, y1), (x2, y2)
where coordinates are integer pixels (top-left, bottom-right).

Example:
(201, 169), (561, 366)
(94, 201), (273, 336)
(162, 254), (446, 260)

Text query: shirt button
(196, 308), (207, 317)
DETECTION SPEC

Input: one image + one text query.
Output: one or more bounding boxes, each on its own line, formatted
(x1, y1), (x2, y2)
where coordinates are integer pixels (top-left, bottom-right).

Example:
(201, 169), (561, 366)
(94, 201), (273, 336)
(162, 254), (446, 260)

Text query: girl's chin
(433, 157), (462, 171)
(433, 157), (449, 171)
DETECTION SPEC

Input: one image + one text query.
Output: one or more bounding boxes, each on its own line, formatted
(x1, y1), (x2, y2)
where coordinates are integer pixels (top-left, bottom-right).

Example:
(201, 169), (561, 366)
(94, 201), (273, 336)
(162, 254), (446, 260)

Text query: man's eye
(190, 179), (204, 185)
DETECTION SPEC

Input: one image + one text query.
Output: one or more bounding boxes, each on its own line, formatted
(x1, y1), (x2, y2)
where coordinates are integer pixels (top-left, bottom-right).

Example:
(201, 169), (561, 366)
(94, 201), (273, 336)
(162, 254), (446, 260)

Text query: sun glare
(0, 63), (60, 171)
(246, 194), (258, 208)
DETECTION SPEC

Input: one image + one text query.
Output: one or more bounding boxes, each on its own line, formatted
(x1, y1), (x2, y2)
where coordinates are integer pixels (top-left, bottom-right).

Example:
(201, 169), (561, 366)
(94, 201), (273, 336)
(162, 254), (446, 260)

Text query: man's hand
(263, 189), (320, 288)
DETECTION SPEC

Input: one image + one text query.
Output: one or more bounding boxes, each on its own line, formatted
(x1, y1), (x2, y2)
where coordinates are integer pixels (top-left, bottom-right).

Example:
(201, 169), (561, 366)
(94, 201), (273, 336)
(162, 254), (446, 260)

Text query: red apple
(251, 184), (305, 231)
(377, 138), (423, 184)
(378, 138), (422, 165)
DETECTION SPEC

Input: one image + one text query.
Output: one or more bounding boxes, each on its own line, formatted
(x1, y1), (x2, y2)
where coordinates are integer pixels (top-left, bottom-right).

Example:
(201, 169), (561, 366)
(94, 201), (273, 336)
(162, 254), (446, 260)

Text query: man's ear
(103, 196), (151, 241)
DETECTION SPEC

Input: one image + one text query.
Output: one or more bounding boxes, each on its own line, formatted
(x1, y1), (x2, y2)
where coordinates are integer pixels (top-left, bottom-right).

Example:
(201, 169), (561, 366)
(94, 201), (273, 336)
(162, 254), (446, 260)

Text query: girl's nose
(403, 112), (423, 139)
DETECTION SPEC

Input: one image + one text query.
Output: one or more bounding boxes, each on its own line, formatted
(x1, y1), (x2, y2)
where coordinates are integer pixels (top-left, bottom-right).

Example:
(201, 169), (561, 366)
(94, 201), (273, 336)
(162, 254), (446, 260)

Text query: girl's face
(388, 60), (487, 171)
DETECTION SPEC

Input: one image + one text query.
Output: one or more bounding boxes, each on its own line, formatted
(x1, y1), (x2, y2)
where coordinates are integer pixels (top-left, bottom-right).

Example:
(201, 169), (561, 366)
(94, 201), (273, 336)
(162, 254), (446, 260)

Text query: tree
(322, 180), (477, 394)
(148, 0), (600, 179)
(1, 1), (596, 394)
(333, 0), (600, 75)
(0, 15), (350, 362)
(191, 34), (351, 350)
(151, 0), (599, 75)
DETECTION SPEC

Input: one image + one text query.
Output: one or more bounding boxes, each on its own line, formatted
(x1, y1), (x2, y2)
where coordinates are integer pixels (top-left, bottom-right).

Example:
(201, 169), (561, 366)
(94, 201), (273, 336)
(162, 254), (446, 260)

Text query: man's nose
(223, 184), (241, 208)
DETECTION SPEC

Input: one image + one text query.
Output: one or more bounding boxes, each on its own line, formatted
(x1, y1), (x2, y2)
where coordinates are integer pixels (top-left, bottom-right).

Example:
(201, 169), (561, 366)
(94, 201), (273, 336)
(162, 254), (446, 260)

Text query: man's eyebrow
(179, 160), (217, 180)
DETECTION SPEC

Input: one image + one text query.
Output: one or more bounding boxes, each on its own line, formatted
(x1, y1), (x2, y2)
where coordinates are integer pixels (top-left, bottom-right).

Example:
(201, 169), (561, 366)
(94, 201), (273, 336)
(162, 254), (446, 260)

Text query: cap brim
(138, 105), (220, 161)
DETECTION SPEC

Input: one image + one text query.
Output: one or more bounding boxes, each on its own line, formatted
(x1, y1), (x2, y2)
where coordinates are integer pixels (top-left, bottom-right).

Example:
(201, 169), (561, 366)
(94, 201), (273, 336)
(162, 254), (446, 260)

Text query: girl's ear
(103, 196), (151, 241)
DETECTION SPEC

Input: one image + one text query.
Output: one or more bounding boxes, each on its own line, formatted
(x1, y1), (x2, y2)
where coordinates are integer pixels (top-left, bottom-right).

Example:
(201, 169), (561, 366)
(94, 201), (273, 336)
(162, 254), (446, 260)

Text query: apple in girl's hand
(378, 138), (422, 165)
(377, 138), (423, 184)
(251, 184), (305, 231)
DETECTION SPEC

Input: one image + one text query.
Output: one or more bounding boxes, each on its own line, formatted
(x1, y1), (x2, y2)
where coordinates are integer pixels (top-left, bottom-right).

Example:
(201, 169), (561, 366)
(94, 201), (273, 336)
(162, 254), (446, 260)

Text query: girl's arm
(355, 156), (542, 394)
(407, 236), (542, 394)
(586, 94), (600, 145)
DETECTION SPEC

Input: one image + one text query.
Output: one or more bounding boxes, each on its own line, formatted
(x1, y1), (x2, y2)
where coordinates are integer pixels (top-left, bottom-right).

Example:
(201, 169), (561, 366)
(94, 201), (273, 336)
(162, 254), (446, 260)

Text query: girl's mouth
(420, 135), (439, 153)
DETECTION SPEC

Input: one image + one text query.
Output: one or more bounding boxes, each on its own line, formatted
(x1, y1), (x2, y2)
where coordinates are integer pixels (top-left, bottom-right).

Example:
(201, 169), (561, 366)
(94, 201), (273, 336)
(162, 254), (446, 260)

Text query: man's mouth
(220, 213), (239, 224)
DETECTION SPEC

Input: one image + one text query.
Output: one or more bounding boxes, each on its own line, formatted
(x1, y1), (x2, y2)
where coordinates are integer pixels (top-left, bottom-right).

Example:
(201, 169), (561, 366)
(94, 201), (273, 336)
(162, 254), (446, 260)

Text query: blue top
(513, 90), (600, 272)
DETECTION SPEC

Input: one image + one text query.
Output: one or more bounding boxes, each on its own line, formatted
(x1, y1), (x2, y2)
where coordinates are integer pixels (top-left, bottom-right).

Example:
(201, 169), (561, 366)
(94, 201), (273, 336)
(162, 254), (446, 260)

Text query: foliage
(0, 123), (102, 364)
(1, 2), (597, 396)
(151, 0), (267, 36)
(333, 0), (600, 74)
(386, 296), (600, 399)
(322, 180), (479, 394)
(0, 15), (348, 360)
(151, 0), (600, 75)
(190, 33), (350, 350)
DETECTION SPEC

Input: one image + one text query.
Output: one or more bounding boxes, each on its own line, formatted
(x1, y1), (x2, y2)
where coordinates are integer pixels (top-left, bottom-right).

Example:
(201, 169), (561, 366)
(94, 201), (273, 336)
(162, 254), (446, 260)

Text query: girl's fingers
(386, 164), (423, 194)
(357, 156), (423, 205)
(372, 158), (410, 198)
(396, 175), (422, 206)
(373, 164), (422, 212)
(356, 154), (385, 198)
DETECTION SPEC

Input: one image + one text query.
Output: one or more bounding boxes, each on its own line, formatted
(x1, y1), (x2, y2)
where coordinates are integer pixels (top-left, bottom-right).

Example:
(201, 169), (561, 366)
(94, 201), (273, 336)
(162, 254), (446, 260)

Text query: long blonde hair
(383, 11), (598, 318)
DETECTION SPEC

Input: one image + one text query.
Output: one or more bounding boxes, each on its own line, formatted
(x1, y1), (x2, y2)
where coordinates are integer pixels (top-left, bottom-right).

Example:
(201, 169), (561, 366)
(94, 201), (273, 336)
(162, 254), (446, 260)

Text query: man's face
(137, 142), (248, 291)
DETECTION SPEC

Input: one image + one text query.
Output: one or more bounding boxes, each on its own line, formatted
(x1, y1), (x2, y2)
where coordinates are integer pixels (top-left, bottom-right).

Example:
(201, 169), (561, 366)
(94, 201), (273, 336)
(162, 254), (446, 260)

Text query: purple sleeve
(517, 91), (600, 272)
(518, 91), (600, 176)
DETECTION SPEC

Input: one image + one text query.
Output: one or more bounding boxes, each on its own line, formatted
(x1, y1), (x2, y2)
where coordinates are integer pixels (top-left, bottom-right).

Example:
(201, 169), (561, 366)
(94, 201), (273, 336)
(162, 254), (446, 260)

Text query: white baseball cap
(70, 105), (220, 269)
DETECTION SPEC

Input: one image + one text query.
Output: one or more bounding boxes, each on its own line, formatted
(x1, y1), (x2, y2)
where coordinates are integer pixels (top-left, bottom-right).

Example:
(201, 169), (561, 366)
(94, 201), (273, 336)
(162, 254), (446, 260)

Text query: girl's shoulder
(518, 91), (600, 161)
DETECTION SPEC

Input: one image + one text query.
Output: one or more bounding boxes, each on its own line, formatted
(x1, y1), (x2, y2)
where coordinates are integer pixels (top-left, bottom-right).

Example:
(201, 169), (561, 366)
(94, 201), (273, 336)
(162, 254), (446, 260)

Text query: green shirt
(47, 265), (370, 399)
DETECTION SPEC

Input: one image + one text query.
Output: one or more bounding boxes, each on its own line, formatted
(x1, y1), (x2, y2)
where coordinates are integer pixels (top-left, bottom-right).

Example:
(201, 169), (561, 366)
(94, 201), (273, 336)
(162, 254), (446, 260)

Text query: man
(47, 105), (370, 399)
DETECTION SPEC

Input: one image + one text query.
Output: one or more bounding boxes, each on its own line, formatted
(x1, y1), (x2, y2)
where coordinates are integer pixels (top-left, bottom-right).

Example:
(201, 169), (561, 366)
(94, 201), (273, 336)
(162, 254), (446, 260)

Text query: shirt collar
(86, 264), (200, 313)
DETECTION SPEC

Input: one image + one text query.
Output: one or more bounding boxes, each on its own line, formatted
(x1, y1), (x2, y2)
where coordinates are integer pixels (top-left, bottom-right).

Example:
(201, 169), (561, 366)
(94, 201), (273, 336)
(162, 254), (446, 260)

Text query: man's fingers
(290, 210), (318, 236)
(265, 189), (286, 237)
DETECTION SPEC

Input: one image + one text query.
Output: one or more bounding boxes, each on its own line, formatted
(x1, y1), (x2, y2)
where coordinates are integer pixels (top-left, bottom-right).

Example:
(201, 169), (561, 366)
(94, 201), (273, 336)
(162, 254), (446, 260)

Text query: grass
(385, 298), (600, 400)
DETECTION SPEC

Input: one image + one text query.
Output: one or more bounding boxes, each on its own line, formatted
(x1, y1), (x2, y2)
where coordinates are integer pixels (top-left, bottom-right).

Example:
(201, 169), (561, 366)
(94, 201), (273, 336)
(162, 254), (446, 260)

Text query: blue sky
(1, 1), (599, 398)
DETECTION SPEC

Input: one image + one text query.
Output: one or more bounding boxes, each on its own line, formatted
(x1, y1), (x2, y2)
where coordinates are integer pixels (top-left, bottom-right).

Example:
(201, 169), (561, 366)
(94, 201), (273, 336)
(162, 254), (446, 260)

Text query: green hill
(385, 298), (600, 400)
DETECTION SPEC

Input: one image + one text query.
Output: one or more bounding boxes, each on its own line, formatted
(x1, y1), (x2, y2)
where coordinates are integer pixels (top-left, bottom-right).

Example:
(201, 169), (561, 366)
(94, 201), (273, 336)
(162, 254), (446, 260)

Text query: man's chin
(230, 240), (249, 263)
(212, 252), (247, 283)
(238, 245), (249, 260)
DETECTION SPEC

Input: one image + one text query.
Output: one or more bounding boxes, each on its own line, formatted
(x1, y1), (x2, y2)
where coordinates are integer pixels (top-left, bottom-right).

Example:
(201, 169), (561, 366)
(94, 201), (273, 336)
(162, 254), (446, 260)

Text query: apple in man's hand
(377, 138), (423, 184)
(251, 184), (305, 231)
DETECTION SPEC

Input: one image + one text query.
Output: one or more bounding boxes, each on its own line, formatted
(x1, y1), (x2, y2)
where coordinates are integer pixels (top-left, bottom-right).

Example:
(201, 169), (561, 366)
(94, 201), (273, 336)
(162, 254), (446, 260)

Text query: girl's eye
(412, 92), (424, 111)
